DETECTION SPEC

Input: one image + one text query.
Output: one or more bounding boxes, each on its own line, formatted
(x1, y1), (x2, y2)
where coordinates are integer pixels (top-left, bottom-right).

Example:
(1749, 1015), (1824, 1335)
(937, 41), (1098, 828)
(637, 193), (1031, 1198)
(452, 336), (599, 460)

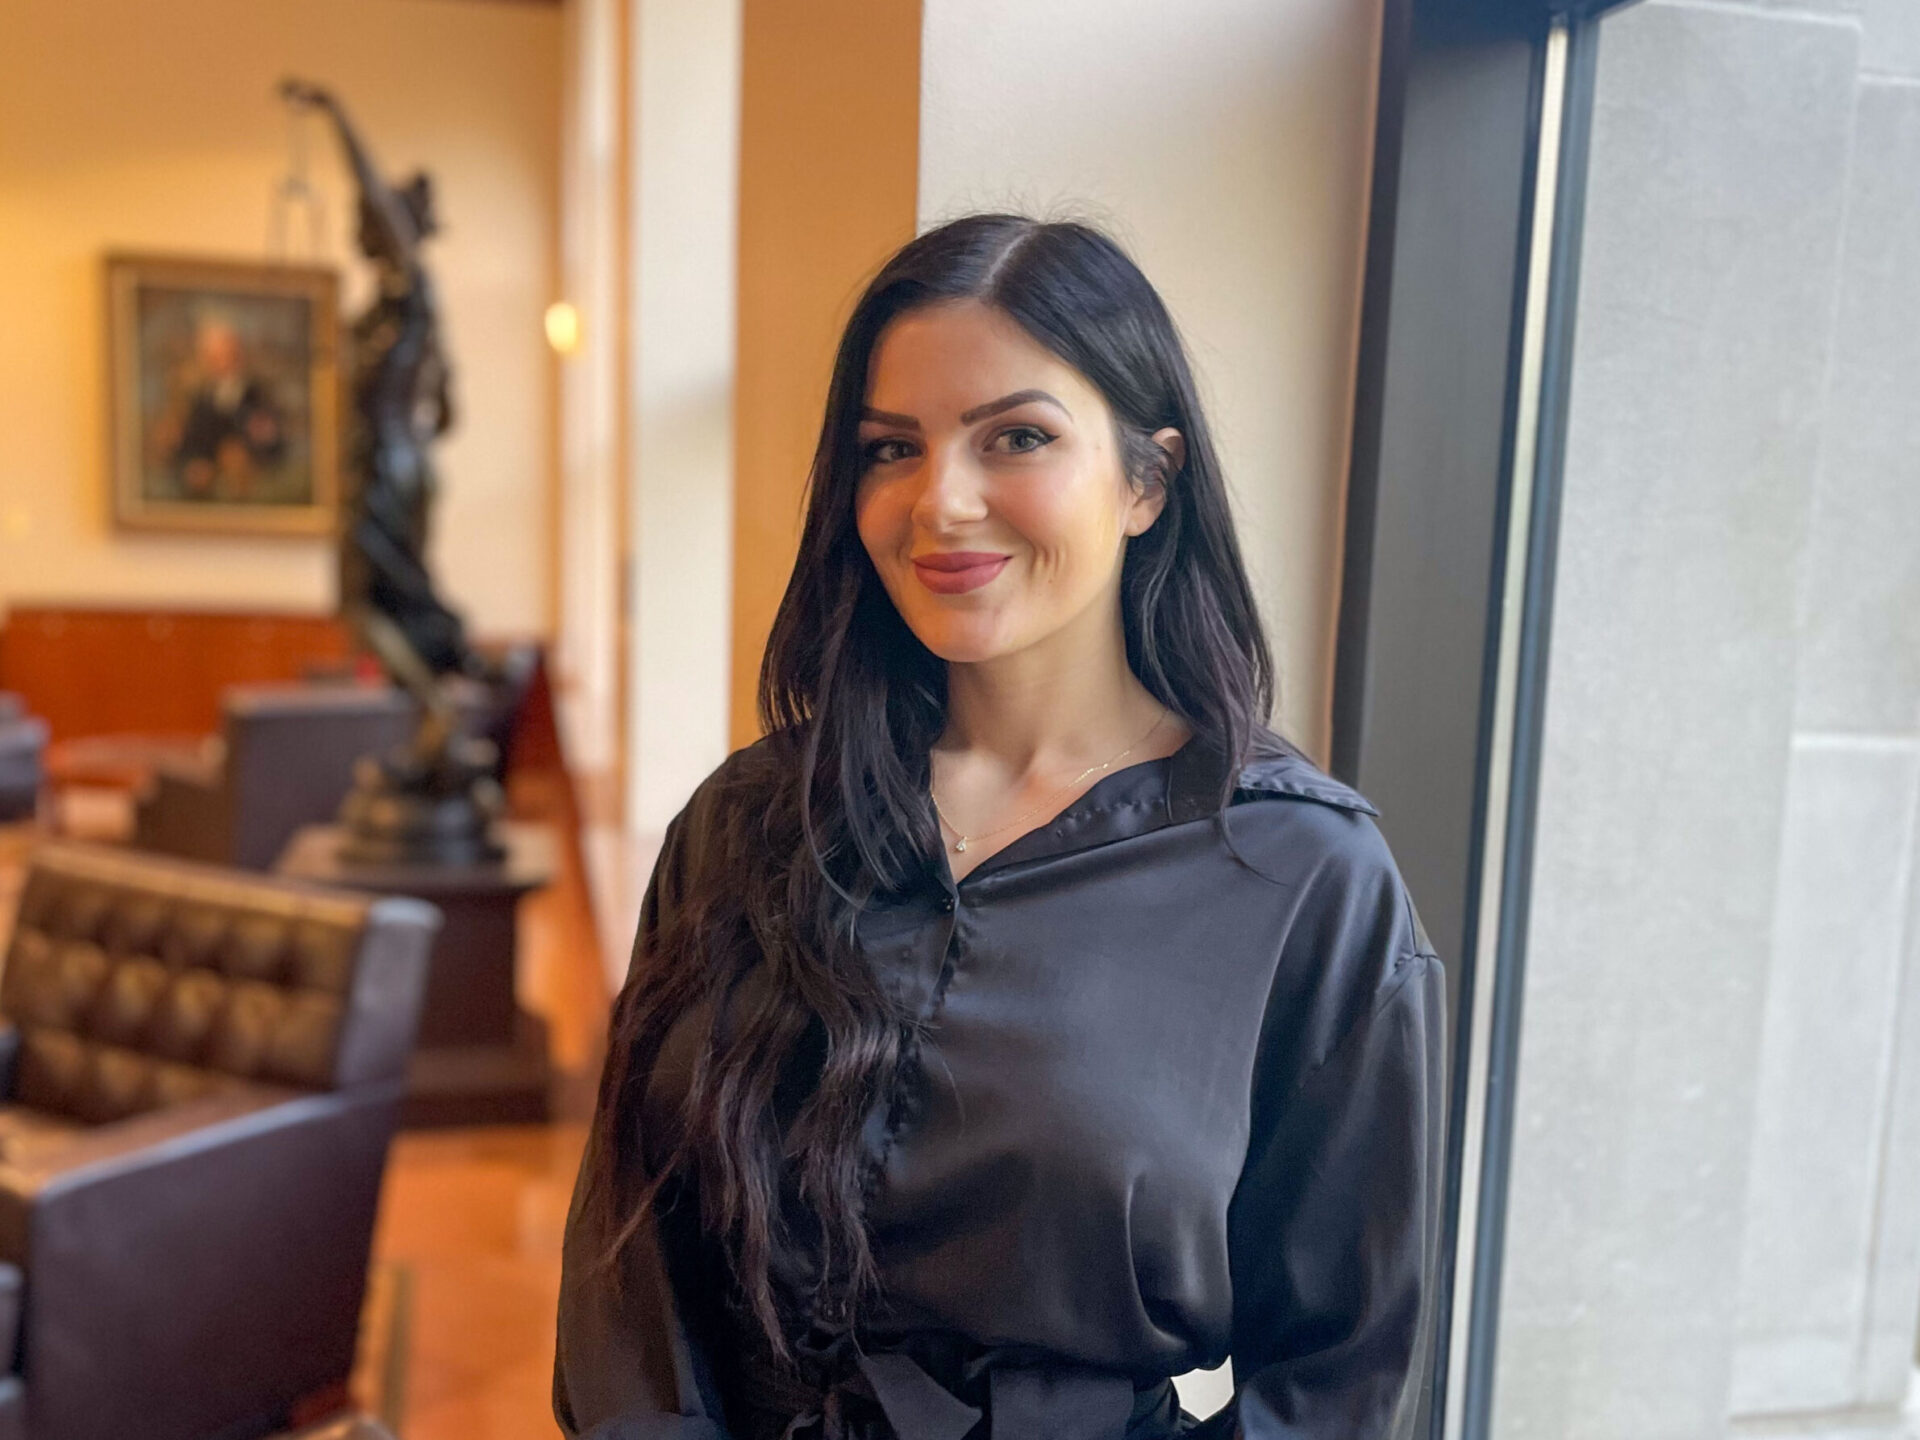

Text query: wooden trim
(730, 0), (922, 750)
(0, 605), (353, 741)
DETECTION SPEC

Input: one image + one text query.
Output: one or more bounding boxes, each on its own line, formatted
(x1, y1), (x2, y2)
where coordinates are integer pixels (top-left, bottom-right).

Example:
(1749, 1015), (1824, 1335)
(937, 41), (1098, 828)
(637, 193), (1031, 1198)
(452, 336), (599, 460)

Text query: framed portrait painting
(106, 252), (341, 536)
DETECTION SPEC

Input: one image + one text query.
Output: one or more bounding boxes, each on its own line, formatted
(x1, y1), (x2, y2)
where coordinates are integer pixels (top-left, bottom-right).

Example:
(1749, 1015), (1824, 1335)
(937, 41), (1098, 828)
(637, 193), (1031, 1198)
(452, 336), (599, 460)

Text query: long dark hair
(585, 213), (1277, 1368)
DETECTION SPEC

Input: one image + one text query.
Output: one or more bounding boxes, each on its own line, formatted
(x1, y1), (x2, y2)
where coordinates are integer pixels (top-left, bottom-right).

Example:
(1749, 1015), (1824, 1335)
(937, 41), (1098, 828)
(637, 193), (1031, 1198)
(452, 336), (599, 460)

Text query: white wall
(917, 0), (1384, 758)
(627, 0), (740, 833)
(0, 0), (561, 638)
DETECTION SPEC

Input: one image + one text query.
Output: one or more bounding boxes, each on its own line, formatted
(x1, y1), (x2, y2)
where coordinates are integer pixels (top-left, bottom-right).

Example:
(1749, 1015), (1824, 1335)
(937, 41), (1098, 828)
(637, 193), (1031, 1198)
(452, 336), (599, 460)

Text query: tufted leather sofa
(0, 842), (439, 1440)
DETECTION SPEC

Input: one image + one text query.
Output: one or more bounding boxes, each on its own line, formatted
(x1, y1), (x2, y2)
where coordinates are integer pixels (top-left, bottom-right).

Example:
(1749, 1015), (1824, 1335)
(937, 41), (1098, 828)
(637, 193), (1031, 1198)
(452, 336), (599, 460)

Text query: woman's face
(854, 300), (1176, 666)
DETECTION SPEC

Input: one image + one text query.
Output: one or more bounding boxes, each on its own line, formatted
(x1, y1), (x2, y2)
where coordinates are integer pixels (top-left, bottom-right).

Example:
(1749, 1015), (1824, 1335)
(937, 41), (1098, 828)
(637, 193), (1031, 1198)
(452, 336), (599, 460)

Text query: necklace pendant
(954, 837), (968, 853)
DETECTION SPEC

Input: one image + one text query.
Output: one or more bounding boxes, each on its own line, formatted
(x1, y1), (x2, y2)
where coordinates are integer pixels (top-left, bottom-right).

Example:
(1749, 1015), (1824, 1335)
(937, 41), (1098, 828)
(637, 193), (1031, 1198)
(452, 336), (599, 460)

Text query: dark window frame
(1334, 2), (1633, 1434)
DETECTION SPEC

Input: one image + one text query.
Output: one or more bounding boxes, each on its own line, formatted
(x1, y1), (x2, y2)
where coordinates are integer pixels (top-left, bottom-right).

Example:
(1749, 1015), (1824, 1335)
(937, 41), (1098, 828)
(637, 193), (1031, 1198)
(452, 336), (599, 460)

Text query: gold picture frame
(106, 252), (341, 537)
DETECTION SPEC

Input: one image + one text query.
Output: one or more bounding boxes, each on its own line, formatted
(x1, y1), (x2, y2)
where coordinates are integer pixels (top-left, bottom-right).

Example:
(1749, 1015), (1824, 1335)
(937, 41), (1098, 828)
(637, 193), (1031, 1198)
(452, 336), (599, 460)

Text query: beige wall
(731, 0), (922, 751)
(0, 0), (562, 638)
(555, 0), (630, 789)
(918, 0), (1383, 761)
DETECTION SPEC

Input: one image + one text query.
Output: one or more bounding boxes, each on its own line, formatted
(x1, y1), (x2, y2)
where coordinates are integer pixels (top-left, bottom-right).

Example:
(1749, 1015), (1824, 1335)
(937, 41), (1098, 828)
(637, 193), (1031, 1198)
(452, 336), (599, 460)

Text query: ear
(1151, 427), (1186, 480)
(1125, 428), (1184, 536)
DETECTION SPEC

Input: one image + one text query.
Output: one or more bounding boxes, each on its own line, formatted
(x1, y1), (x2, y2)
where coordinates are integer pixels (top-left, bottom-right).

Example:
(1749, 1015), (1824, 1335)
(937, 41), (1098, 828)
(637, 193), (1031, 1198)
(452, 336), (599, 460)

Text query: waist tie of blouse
(740, 1325), (1155, 1440)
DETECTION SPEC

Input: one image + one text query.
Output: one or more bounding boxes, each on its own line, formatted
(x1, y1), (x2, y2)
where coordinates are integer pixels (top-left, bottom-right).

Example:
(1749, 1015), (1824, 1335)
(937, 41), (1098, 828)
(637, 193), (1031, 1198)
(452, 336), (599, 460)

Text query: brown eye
(863, 437), (917, 466)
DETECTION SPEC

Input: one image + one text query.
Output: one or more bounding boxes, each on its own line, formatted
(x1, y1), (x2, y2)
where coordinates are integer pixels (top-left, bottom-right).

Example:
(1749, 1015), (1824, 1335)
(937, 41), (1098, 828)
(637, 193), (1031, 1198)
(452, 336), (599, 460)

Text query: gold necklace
(930, 708), (1169, 855)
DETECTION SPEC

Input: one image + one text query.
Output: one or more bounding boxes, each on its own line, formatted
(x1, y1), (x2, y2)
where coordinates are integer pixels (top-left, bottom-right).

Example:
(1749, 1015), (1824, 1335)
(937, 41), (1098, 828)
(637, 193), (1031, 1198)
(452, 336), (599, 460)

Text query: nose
(909, 439), (989, 531)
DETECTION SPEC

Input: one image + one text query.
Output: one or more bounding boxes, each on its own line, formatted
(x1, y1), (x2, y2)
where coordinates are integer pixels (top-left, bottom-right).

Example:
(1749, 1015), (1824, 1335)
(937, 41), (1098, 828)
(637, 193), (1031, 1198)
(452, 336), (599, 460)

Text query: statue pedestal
(276, 821), (555, 1126)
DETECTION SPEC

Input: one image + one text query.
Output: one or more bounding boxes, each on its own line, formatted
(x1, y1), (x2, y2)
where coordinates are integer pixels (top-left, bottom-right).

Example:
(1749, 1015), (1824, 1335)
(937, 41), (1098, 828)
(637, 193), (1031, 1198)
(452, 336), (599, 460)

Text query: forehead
(864, 300), (1097, 414)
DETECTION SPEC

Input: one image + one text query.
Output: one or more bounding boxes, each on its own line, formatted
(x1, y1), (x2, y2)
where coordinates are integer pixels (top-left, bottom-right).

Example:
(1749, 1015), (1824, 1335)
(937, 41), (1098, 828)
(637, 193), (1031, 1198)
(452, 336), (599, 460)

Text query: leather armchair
(133, 662), (534, 873)
(132, 685), (417, 872)
(0, 697), (46, 824)
(0, 842), (439, 1440)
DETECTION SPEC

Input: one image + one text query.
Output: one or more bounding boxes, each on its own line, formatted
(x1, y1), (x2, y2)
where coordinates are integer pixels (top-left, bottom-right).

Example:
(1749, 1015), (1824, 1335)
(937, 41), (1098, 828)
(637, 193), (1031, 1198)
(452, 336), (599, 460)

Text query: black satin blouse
(554, 723), (1449, 1440)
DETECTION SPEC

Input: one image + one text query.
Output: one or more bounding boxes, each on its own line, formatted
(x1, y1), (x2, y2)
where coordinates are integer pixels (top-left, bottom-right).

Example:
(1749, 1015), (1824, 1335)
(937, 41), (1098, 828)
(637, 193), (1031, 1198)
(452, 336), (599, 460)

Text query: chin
(901, 611), (1019, 665)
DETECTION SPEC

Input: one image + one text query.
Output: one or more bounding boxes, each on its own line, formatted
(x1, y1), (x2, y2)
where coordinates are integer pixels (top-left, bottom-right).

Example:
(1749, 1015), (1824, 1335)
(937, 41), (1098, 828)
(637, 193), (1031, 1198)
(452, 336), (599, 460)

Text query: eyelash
(860, 425), (1057, 467)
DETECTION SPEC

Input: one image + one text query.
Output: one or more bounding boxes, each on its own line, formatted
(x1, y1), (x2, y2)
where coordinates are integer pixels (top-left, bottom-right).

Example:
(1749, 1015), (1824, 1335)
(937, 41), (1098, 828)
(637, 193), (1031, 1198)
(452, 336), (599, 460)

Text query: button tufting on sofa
(0, 840), (440, 1440)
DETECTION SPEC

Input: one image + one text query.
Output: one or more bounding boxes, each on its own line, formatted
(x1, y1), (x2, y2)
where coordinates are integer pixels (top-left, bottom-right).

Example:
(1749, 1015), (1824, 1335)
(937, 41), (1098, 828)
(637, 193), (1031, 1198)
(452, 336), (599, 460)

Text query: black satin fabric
(554, 723), (1449, 1440)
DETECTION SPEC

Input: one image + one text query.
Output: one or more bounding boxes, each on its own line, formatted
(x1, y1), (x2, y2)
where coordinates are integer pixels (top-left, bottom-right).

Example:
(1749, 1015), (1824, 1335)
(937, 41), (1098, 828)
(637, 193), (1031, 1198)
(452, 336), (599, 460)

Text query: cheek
(1002, 467), (1122, 574)
(853, 479), (902, 559)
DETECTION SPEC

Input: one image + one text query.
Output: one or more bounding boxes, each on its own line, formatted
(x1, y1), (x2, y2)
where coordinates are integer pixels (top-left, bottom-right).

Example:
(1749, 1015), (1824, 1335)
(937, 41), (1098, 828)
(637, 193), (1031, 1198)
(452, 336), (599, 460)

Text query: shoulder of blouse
(696, 725), (799, 800)
(665, 726), (802, 840)
(1229, 722), (1381, 817)
(1225, 725), (1440, 1075)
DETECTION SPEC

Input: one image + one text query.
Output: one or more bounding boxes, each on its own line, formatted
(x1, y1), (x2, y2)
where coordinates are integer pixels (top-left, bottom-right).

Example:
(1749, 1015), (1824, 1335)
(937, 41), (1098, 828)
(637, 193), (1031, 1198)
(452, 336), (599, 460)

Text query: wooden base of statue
(276, 821), (556, 1126)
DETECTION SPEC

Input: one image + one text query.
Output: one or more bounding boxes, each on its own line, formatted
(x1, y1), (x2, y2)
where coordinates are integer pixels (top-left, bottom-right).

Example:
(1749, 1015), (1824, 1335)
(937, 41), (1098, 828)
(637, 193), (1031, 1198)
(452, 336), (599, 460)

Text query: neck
(937, 597), (1170, 781)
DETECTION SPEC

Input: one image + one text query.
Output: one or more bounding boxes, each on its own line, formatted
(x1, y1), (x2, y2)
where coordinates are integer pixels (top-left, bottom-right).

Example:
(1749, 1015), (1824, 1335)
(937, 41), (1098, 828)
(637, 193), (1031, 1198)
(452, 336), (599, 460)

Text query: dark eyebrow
(960, 390), (1069, 424)
(859, 390), (1070, 431)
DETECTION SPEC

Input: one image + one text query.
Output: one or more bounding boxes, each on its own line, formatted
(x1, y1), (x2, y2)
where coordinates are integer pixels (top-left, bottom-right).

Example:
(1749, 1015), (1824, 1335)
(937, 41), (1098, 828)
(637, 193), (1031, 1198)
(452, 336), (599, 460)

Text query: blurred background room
(0, 0), (1915, 1437)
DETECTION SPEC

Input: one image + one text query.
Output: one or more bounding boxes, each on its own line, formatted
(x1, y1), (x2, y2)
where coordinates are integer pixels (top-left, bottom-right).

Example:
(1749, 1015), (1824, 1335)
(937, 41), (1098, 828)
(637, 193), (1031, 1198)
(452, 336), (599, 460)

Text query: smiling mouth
(911, 554), (1010, 594)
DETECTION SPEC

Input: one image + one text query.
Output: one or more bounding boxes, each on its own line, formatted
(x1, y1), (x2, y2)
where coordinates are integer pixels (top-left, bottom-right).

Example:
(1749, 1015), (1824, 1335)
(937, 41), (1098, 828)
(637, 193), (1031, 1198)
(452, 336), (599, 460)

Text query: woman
(555, 214), (1448, 1440)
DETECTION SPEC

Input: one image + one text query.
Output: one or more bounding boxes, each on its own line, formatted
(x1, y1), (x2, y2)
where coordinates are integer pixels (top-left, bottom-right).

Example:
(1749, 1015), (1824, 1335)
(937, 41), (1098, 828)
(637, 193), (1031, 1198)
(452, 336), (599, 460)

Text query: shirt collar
(1165, 721), (1380, 825)
(770, 717), (1377, 828)
(940, 721), (1380, 894)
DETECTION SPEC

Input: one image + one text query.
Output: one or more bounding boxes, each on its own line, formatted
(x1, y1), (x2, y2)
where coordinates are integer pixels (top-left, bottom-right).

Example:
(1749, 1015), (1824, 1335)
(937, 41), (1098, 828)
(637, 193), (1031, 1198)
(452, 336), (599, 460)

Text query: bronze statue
(281, 78), (503, 864)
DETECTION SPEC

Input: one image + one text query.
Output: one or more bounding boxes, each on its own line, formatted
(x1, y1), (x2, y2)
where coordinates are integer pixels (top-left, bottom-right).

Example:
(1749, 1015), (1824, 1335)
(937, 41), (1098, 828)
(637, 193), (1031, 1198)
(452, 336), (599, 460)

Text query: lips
(911, 551), (1010, 594)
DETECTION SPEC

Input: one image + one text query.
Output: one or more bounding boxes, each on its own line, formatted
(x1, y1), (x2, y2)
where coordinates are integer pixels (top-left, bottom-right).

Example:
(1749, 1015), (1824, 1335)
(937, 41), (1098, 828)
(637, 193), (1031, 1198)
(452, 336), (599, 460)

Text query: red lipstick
(912, 551), (1010, 594)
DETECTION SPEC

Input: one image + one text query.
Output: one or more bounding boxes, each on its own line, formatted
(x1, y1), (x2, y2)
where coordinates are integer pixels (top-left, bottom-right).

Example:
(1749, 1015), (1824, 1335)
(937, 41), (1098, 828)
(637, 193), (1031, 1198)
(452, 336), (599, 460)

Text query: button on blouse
(554, 723), (1449, 1440)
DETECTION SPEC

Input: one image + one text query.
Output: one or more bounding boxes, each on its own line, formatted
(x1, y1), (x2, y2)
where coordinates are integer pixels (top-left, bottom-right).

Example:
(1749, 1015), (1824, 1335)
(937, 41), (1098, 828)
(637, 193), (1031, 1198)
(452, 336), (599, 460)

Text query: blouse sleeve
(553, 806), (737, 1440)
(1219, 836), (1450, 1440)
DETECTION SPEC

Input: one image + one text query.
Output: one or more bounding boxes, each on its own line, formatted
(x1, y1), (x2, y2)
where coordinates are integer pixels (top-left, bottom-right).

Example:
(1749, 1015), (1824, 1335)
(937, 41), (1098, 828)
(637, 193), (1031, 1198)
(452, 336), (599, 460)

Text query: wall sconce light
(545, 301), (582, 356)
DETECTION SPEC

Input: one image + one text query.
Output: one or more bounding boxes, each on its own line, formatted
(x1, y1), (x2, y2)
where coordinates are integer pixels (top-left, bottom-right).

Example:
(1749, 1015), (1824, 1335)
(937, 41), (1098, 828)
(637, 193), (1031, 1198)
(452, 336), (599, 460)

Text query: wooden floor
(373, 1122), (588, 1438)
(366, 765), (616, 1439)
